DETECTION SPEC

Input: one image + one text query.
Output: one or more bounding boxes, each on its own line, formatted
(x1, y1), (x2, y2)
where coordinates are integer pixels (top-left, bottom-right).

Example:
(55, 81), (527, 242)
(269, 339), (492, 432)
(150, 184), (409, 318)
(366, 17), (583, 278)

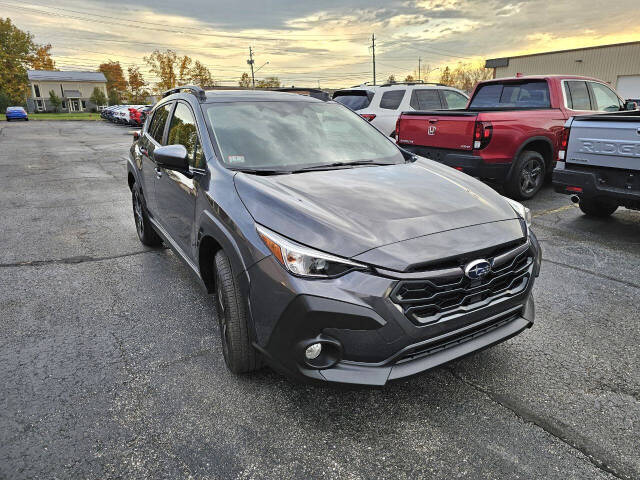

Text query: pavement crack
(0, 249), (165, 268)
(543, 258), (640, 290)
(446, 367), (636, 480)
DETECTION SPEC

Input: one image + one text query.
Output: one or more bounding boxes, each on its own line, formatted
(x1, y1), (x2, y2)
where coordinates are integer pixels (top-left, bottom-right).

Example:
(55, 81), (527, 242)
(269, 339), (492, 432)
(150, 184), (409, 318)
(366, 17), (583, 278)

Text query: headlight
(256, 225), (367, 278)
(504, 197), (532, 228)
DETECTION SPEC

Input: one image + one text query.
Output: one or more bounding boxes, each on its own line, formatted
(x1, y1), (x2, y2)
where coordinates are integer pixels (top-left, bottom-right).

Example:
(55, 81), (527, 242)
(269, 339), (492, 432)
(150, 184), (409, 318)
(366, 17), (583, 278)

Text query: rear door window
(589, 82), (622, 112)
(379, 90), (406, 110)
(469, 81), (550, 109)
(409, 89), (442, 110)
(565, 81), (592, 110)
(333, 91), (373, 111)
(148, 103), (173, 144)
(441, 90), (468, 109)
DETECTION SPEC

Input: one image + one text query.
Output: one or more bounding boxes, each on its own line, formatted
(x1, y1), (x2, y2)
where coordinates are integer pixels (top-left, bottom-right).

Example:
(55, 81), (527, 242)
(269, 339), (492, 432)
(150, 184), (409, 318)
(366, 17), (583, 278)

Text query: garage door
(616, 75), (640, 99)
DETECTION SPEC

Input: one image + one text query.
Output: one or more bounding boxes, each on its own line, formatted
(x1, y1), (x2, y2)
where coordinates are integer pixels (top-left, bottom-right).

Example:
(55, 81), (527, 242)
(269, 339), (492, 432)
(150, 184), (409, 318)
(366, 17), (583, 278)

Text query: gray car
(126, 85), (541, 385)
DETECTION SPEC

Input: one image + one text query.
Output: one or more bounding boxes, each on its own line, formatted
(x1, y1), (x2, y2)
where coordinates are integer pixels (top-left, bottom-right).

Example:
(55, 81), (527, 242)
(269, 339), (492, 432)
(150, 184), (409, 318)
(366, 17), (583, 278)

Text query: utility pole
(418, 57), (421, 81)
(371, 34), (376, 86)
(247, 47), (255, 89)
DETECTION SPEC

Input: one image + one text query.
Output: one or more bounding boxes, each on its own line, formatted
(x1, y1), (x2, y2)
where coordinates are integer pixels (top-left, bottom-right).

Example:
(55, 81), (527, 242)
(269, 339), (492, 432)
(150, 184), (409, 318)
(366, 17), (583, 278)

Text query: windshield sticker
(228, 155), (245, 164)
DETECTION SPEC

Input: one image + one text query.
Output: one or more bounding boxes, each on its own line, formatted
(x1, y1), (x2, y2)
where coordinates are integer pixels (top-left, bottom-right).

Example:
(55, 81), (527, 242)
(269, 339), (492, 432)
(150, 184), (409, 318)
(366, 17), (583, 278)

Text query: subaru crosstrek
(126, 85), (541, 385)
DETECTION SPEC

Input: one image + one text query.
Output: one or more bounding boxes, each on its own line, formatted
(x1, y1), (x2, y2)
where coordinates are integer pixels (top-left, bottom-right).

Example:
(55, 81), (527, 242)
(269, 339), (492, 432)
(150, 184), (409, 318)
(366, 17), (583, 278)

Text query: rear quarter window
(333, 91), (373, 111)
(470, 81), (550, 109)
(564, 81), (592, 110)
(379, 90), (406, 110)
(409, 89), (442, 110)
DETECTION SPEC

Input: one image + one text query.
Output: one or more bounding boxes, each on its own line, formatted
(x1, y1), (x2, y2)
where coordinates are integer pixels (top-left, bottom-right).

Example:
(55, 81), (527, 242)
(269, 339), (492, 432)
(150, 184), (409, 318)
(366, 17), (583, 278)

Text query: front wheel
(505, 151), (546, 200)
(214, 250), (260, 374)
(579, 197), (618, 217)
(131, 188), (162, 246)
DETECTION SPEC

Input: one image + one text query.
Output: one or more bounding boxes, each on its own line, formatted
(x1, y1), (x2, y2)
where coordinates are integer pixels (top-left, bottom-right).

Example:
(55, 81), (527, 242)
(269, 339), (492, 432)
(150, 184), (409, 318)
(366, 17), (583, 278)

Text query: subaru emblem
(465, 259), (491, 280)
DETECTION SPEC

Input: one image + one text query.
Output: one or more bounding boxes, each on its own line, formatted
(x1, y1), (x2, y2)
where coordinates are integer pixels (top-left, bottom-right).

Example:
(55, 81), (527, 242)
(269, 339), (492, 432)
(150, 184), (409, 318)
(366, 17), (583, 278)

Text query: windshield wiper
(230, 168), (289, 175)
(291, 160), (395, 172)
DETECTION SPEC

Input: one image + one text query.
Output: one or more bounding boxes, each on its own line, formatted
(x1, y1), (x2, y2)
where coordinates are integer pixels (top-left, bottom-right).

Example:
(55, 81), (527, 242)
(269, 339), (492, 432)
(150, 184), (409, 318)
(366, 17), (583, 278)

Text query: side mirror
(154, 144), (189, 171)
(624, 100), (638, 111)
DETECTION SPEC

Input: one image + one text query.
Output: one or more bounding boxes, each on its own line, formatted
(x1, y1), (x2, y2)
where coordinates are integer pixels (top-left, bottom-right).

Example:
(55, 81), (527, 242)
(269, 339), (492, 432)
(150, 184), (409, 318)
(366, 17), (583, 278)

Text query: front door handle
(155, 167), (163, 179)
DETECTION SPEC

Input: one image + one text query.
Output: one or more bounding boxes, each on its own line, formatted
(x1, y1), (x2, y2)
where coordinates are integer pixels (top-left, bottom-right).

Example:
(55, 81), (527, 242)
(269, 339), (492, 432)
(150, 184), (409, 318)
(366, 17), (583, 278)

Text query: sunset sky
(3, 0), (640, 88)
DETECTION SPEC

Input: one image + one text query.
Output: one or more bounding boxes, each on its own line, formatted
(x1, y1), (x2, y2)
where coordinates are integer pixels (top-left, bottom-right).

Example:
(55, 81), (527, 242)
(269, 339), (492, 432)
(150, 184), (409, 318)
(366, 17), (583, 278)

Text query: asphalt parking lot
(1, 120), (639, 480)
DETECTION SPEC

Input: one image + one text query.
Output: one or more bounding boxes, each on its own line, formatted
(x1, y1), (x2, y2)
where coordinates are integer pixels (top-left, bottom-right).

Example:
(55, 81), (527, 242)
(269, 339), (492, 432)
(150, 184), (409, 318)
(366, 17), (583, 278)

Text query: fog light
(305, 343), (322, 360)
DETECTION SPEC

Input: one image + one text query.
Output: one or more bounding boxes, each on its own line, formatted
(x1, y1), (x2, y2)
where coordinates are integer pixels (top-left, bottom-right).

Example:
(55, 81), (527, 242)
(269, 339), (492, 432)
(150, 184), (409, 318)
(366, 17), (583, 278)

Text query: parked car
(126, 86), (541, 385)
(130, 105), (152, 126)
(553, 110), (640, 216)
(333, 81), (469, 137)
(5, 106), (28, 121)
(395, 75), (635, 199)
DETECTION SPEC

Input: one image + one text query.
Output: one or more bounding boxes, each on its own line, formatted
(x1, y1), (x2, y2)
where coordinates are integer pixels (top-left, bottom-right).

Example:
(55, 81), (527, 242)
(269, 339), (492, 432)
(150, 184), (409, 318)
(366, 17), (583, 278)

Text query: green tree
(108, 89), (120, 106)
(239, 72), (251, 88)
(90, 87), (107, 108)
(255, 76), (281, 88)
(48, 90), (61, 112)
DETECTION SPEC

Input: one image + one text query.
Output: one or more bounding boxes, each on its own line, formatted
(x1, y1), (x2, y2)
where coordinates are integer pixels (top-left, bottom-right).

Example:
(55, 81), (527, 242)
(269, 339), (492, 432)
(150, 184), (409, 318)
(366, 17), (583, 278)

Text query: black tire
(214, 250), (260, 373)
(505, 151), (546, 200)
(131, 187), (162, 246)
(25, 118), (29, 121)
(579, 197), (618, 217)
(5, 118), (10, 122)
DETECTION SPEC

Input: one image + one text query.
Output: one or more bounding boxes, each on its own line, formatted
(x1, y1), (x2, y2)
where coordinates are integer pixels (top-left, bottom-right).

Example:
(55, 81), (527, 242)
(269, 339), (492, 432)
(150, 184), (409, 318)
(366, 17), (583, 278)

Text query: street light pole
(247, 47), (255, 89)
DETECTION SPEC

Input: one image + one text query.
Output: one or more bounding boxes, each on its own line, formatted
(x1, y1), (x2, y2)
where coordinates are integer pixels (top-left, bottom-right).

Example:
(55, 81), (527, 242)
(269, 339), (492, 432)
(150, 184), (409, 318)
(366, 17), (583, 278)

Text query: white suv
(333, 82), (469, 137)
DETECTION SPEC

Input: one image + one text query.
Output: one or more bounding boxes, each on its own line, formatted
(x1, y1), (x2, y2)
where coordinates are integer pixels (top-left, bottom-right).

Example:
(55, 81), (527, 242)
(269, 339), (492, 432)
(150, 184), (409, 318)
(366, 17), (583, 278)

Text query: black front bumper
(553, 165), (640, 207)
(247, 232), (542, 386)
(402, 146), (511, 182)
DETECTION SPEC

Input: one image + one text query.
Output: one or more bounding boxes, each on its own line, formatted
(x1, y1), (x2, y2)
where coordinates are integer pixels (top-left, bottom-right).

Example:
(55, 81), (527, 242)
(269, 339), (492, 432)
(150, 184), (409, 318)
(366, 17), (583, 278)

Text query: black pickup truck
(553, 111), (640, 216)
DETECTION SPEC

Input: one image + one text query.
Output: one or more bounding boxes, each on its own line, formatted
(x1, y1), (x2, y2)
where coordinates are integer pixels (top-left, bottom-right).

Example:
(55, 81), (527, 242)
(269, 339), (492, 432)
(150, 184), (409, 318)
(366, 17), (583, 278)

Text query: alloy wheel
(132, 190), (144, 239)
(520, 158), (543, 195)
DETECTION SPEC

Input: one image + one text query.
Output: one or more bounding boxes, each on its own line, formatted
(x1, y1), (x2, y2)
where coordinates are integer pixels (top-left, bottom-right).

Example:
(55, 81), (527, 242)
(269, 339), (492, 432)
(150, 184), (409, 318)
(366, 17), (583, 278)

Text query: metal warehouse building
(486, 41), (640, 98)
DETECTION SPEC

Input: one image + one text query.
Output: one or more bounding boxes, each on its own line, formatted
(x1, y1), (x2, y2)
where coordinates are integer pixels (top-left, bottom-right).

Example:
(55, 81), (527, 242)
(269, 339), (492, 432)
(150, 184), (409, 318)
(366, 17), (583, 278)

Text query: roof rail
(162, 85), (206, 101)
(379, 81), (446, 87)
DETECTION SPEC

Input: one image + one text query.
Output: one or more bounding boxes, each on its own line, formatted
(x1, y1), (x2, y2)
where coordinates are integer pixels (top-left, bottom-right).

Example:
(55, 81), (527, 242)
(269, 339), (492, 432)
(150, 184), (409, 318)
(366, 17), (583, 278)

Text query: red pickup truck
(396, 75), (634, 199)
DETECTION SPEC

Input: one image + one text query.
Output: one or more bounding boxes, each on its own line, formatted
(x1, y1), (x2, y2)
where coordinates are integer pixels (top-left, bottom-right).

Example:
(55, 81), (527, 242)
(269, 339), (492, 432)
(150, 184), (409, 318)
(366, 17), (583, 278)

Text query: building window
(81, 100), (86, 109)
(62, 101), (67, 109)
(60, 84), (64, 96)
(35, 99), (44, 111)
(34, 84), (41, 97)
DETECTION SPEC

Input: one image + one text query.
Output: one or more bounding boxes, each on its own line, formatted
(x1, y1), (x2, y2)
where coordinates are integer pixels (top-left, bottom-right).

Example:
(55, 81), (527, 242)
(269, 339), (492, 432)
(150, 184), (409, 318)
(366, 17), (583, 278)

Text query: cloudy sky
(3, 0), (640, 87)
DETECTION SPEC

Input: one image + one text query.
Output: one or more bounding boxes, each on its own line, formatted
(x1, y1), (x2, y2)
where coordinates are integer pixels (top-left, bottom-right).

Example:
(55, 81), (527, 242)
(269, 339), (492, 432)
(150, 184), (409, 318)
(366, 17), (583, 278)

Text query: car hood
(234, 159), (520, 262)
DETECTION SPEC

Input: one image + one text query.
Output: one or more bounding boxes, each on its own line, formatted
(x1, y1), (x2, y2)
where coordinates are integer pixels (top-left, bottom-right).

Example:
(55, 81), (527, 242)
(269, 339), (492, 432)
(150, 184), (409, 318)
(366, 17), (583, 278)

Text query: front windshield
(203, 101), (403, 171)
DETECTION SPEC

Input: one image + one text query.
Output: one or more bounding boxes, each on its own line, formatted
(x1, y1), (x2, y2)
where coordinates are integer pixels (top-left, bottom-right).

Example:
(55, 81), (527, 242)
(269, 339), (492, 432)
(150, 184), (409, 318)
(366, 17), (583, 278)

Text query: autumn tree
(256, 76), (281, 88)
(127, 66), (148, 103)
(386, 74), (396, 84)
(239, 72), (251, 88)
(439, 63), (492, 92)
(99, 61), (127, 104)
(144, 49), (181, 92)
(404, 74), (415, 83)
(31, 44), (56, 70)
(178, 56), (192, 85)
(0, 18), (39, 106)
(48, 90), (61, 112)
(189, 60), (214, 87)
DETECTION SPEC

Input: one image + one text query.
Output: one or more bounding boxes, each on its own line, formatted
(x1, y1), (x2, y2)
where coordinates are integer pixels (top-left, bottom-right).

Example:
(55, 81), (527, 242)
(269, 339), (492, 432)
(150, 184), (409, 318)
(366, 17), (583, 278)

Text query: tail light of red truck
(360, 113), (376, 122)
(473, 121), (493, 149)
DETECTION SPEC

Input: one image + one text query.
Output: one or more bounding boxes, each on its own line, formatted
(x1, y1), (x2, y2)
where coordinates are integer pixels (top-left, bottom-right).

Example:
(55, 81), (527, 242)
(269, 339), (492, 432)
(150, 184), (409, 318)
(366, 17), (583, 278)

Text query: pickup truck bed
(396, 75), (634, 200)
(553, 111), (640, 216)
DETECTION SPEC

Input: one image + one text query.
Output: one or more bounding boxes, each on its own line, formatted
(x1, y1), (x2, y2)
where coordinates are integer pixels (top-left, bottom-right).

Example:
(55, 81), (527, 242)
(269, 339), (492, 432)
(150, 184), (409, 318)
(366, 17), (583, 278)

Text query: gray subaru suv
(127, 85), (541, 385)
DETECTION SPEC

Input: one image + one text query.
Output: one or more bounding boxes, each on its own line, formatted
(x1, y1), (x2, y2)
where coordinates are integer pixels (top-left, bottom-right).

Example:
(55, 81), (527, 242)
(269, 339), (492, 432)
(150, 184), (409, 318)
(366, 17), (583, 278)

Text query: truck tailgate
(567, 116), (640, 170)
(397, 111), (478, 151)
